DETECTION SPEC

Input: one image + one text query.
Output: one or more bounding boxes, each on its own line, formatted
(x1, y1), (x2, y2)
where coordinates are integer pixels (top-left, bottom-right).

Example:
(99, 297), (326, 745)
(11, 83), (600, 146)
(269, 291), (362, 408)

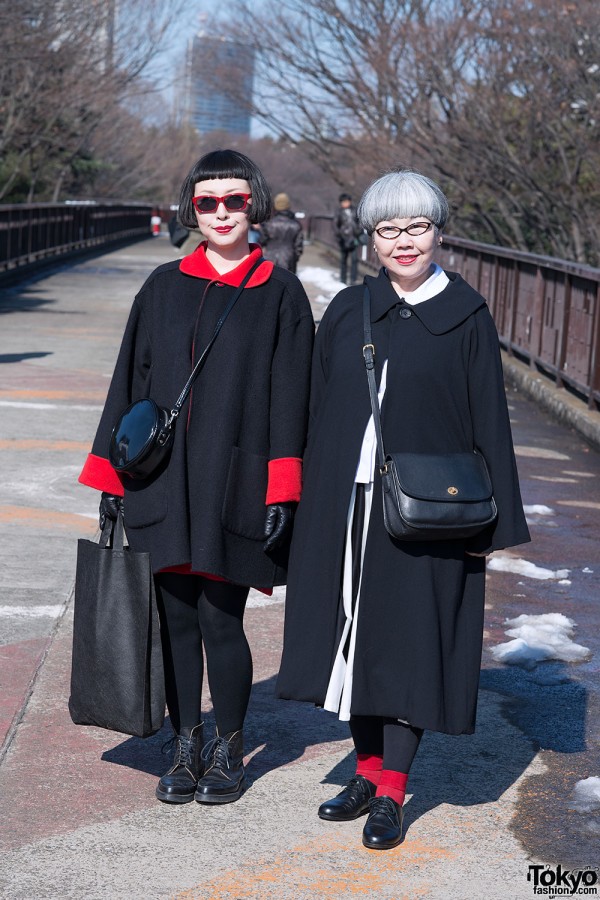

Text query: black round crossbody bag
(109, 260), (261, 479)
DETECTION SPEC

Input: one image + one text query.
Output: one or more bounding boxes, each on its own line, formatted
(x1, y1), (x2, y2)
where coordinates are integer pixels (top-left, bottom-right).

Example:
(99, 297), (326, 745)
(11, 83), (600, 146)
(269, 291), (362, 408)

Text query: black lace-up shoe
(318, 775), (377, 821)
(155, 723), (204, 804)
(362, 795), (404, 849)
(195, 729), (246, 804)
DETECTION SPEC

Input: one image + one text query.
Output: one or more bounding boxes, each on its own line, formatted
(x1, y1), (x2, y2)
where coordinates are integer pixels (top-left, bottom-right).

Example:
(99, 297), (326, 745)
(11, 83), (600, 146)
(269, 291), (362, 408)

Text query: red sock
(376, 770), (409, 806)
(356, 753), (383, 786)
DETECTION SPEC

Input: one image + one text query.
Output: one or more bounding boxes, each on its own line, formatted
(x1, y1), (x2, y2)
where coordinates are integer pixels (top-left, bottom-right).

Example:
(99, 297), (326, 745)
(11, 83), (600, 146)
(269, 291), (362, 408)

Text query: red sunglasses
(192, 193), (252, 214)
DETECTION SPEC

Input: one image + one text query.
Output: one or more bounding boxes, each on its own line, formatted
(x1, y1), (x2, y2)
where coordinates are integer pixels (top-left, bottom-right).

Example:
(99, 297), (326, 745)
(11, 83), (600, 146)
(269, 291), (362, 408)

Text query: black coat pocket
(123, 466), (169, 528)
(221, 446), (268, 541)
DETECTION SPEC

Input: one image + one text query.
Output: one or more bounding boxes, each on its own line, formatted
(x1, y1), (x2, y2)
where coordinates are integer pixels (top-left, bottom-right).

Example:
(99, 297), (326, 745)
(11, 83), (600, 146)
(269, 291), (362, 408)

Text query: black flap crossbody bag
(362, 286), (497, 541)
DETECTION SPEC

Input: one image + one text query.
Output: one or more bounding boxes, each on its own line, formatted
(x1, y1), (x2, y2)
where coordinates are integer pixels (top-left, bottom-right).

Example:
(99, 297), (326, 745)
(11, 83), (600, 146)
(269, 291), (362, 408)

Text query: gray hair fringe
(357, 171), (449, 234)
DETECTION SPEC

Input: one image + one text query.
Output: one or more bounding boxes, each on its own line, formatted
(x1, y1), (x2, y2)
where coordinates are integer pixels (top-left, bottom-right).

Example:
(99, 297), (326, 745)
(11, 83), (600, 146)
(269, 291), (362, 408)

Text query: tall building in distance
(185, 28), (254, 136)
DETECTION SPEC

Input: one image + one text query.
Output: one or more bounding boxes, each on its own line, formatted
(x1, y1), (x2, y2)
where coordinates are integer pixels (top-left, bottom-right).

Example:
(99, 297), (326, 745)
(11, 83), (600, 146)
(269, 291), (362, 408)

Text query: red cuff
(266, 457), (302, 504)
(78, 453), (125, 496)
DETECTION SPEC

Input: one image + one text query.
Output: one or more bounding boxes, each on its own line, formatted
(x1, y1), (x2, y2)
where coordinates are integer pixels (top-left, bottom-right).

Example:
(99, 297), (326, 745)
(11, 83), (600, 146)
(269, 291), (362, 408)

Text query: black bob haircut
(178, 148), (272, 228)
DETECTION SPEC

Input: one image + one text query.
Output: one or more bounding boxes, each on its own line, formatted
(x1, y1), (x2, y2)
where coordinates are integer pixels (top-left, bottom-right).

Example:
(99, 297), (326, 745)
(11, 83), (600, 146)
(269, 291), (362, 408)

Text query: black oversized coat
(276, 268), (530, 734)
(80, 250), (314, 587)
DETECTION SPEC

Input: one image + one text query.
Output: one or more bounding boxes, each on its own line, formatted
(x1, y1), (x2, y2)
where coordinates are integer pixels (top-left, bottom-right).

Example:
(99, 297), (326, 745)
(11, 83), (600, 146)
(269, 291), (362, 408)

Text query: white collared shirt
(354, 265), (450, 483)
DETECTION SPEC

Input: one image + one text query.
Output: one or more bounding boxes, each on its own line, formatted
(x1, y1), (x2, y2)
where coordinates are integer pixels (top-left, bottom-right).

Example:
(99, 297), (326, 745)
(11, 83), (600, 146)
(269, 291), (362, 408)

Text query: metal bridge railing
(308, 215), (600, 410)
(0, 202), (154, 273)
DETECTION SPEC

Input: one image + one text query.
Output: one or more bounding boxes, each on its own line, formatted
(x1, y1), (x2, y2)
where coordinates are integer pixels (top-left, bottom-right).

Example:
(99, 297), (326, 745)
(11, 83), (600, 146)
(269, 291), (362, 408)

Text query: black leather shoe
(195, 729), (246, 804)
(156, 723), (203, 804)
(362, 795), (404, 849)
(318, 775), (376, 821)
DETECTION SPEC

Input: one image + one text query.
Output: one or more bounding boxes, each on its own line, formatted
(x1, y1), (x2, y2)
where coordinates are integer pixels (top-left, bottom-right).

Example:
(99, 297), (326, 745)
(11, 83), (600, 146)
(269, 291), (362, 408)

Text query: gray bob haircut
(357, 170), (449, 234)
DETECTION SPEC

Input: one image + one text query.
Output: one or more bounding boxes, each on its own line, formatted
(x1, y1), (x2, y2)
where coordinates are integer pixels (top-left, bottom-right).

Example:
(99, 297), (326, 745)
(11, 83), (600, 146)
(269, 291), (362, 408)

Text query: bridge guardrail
(308, 215), (600, 411)
(0, 202), (153, 274)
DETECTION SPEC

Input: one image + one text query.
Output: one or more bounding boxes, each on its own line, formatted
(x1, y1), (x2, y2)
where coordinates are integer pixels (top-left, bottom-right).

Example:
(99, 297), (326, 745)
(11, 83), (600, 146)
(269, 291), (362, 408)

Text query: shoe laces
(341, 776), (369, 802)
(201, 736), (231, 770)
(369, 795), (399, 822)
(161, 733), (196, 768)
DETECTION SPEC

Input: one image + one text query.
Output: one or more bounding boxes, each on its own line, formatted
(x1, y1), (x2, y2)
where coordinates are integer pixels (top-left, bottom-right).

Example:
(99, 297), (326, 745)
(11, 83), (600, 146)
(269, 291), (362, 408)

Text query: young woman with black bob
(79, 149), (314, 805)
(276, 170), (530, 849)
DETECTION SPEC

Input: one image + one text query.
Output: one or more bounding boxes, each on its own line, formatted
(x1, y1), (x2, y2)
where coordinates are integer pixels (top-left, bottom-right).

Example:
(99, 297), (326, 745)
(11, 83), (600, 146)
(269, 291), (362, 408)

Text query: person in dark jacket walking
(334, 192), (362, 284)
(259, 192), (304, 273)
(79, 149), (314, 806)
(276, 170), (530, 849)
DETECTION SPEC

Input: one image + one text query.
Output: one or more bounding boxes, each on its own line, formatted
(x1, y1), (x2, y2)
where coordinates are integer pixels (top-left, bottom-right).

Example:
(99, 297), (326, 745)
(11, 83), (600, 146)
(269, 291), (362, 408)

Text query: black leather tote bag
(69, 511), (165, 738)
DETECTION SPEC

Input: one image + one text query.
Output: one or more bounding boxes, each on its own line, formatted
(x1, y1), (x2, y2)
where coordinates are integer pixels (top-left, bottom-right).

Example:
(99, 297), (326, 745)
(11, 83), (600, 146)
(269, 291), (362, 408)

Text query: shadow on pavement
(100, 663), (587, 840)
(101, 674), (350, 779)
(0, 351), (52, 363)
(480, 663), (587, 754)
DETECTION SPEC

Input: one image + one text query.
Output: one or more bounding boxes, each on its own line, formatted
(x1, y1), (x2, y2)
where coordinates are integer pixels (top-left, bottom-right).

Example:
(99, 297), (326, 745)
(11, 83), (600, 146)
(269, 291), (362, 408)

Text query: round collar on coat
(179, 241), (274, 287)
(364, 267), (487, 335)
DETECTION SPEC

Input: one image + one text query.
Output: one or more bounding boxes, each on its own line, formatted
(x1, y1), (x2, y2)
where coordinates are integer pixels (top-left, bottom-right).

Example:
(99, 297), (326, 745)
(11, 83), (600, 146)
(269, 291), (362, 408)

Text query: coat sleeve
(258, 222), (271, 247)
(294, 223), (304, 261)
(78, 296), (153, 494)
(308, 305), (331, 429)
(265, 282), (315, 504)
(332, 211), (341, 241)
(465, 306), (531, 553)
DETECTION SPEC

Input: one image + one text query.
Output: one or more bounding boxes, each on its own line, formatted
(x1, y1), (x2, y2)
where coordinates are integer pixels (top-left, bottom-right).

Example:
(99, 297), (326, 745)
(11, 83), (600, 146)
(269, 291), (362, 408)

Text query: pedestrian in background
(333, 192), (362, 284)
(259, 192), (304, 273)
(79, 149), (314, 807)
(277, 170), (530, 850)
(150, 209), (162, 236)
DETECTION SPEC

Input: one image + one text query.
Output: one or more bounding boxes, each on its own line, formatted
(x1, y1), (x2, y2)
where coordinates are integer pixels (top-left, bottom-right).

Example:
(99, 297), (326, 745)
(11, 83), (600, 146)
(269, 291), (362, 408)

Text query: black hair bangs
(178, 149), (272, 227)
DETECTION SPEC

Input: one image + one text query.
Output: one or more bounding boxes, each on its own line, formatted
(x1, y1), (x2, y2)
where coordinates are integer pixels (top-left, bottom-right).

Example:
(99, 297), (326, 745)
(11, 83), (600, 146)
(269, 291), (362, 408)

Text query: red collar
(179, 242), (274, 287)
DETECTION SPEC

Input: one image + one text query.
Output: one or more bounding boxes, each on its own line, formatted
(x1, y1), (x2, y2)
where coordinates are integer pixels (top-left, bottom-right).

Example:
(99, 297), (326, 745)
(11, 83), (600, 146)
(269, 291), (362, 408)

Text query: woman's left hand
(264, 502), (296, 552)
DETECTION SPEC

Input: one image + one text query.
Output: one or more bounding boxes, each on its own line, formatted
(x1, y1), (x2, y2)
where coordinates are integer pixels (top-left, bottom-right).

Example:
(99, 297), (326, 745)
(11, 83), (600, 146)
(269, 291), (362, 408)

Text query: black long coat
(85, 256), (314, 587)
(276, 268), (530, 734)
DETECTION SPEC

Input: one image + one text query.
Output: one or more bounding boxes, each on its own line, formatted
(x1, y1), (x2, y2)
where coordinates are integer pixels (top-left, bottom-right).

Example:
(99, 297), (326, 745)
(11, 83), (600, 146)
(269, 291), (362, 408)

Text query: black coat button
(399, 307), (412, 319)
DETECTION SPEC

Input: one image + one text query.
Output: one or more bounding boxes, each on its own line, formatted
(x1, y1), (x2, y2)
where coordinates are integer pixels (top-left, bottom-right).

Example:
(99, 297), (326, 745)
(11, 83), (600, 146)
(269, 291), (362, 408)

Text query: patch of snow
(298, 266), (346, 301)
(523, 505), (554, 516)
(490, 613), (591, 669)
(558, 580), (572, 586)
(0, 605), (64, 618)
(487, 555), (569, 580)
(582, 567), (594, 574)
(572, 777), (600, 813)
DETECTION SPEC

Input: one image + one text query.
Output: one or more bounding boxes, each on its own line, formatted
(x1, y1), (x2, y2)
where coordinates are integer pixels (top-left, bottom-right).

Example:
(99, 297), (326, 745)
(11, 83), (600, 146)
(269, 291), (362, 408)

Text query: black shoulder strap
(362, 286), (387, 473)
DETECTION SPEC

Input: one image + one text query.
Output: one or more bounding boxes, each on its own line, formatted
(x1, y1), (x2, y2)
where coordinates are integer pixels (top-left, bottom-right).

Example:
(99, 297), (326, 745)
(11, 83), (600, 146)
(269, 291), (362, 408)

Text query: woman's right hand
(99, 492), (123, 530)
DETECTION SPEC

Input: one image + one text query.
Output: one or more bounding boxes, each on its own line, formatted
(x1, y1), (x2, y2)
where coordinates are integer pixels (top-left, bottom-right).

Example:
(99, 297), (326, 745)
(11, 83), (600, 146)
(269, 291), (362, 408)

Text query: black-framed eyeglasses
(192, 193), (252, 214)
(375, 222), (433, 239)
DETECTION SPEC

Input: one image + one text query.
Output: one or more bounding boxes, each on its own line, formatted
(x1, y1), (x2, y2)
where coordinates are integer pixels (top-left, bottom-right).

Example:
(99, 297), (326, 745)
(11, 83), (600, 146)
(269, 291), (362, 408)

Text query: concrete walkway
(0, 236), (599, 899)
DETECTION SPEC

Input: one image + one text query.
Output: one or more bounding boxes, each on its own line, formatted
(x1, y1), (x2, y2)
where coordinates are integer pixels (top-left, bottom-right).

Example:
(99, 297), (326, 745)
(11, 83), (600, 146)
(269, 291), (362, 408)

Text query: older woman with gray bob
(277, 169), (530, 850)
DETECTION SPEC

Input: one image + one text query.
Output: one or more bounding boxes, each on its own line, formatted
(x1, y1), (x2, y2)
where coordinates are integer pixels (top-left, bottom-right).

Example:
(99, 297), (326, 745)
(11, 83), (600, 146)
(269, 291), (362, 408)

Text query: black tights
(154, 573), (251, 736)
(350, 715), (424, 774)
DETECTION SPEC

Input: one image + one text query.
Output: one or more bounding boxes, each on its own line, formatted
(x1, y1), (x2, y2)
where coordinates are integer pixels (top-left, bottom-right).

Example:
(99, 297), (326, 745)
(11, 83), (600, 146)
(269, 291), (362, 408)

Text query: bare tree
(219, 0), (600, 263)
(0, 0), (188, 202)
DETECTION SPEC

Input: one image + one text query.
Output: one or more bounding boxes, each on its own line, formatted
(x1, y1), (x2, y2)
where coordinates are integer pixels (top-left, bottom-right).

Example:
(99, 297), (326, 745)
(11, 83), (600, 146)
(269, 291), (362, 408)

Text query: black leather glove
(99, 492), (123, 530)
(263, 502), (295, 552)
